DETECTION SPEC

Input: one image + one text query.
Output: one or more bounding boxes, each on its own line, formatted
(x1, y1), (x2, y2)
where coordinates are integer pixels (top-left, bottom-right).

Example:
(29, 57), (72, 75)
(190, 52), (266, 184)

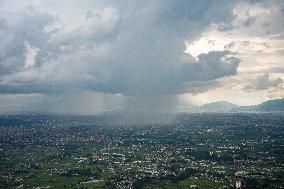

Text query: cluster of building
(0, 114), (283, 188)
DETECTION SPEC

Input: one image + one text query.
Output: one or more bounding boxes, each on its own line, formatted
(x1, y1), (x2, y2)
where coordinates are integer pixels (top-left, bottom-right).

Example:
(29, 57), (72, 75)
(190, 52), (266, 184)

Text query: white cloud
(24, 41), (39, 68)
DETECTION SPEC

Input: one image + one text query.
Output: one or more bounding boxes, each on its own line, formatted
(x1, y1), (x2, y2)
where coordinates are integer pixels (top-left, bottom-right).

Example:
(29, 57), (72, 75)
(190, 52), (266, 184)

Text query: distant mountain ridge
(190, 98), (284, 113)
(2, 99), (283, 115)
(198, 101), (238, 112)
(256, 98), (284, 112)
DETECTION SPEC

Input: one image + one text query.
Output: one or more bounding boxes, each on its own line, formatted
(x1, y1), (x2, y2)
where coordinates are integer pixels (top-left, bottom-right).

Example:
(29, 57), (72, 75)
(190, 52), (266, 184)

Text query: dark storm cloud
(0, 0), (240, 96)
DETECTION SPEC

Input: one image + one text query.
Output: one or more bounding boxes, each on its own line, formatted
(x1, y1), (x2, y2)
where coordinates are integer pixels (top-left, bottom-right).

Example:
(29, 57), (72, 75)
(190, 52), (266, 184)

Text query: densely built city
(1, 113), (283, 188)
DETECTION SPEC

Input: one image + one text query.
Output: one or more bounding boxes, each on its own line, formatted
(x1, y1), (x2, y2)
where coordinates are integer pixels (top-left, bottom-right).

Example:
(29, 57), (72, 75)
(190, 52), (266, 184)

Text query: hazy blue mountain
(190, 98), (284, 113)
(197, 101), (238, 112)
(255, 98), (284, 112)
(237, 98), (284, 112)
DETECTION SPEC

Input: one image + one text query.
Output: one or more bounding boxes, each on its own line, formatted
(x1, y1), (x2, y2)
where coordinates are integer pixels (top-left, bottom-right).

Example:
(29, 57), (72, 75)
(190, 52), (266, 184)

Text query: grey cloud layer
(0, 6), (54, 75)
(244, 73), (283, 91)
(0, 0), (240, 96)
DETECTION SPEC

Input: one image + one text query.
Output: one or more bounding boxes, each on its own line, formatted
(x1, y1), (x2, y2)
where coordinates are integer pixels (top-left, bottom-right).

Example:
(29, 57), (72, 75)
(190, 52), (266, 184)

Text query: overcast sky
(0, 0), (283, 115)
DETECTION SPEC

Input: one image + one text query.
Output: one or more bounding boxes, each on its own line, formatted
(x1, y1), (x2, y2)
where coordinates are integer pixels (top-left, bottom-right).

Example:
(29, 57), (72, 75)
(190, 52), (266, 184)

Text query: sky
(0, 0), (283, 115)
